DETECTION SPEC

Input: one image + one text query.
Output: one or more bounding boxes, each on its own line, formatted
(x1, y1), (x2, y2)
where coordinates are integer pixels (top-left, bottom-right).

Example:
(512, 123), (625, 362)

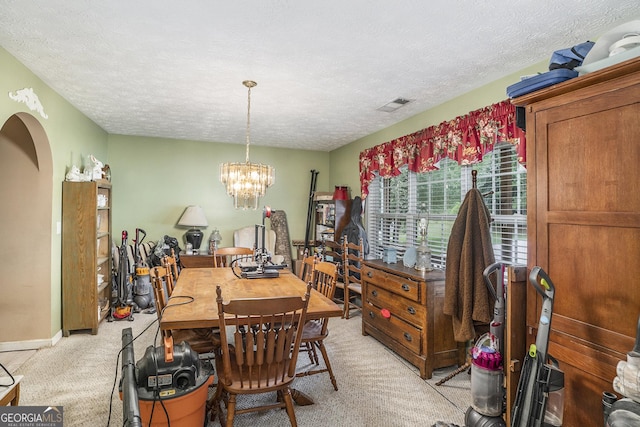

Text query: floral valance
(359, 100), (526, 198)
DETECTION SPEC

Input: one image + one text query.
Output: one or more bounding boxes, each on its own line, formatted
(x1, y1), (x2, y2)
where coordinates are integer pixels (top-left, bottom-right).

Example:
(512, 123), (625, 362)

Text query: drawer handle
(407, 306), (416, 315)
(369, 311), (375, 319)
(367, 271), (373, 278)
(371, 290), (378, 297)
(401, 283), (410, 292)
(403, 332), (412, 342)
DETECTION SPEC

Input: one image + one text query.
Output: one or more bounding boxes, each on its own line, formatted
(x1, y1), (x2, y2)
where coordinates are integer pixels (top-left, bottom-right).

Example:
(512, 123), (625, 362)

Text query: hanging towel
(443, 188), (495, 342)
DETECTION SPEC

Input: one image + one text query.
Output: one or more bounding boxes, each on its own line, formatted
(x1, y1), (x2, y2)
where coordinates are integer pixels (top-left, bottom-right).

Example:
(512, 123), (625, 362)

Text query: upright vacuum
(511, 266), (565, 427)
(465, 265), (565, 427)
(109, 231), (135, 321)
(465, 262), (508, 427)
(131, 228), (155, 312)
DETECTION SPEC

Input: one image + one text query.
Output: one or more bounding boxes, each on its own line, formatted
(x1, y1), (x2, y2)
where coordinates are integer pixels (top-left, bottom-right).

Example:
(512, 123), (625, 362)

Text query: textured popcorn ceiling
(0, 1), (638, 151)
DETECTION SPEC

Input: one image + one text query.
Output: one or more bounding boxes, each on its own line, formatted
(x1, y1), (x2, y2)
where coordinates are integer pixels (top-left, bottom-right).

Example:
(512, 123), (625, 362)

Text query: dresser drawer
(362, 265), (420, 302)
(364, 304), (421, 354)
(366, 284), (426, 327)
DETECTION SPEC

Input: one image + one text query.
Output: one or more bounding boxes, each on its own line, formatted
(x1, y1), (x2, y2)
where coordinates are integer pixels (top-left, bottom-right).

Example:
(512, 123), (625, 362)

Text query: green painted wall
(1, 46), (108, 339)
(107, 135), (330, 249)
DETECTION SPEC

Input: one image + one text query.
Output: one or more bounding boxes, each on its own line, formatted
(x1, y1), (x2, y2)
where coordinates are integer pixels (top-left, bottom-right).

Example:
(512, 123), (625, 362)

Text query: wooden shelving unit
(62, 180), (112, 335)
(313, 196), (351, 245)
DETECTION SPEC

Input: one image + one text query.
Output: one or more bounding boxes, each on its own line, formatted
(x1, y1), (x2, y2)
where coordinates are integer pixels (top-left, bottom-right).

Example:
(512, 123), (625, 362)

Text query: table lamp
(177, 205), (208, 252)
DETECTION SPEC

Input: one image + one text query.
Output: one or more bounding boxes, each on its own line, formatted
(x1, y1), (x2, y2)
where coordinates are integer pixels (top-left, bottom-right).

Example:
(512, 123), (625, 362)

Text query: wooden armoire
(513, 57), (640, 425)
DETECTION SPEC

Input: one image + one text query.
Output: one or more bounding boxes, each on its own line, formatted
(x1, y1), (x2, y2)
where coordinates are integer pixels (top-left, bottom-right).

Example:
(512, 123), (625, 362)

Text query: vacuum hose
(121, 328), (142, 427)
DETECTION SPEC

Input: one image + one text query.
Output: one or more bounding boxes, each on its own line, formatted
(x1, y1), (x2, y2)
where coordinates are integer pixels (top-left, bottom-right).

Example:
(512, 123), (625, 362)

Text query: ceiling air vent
(377, 97), (411, 112)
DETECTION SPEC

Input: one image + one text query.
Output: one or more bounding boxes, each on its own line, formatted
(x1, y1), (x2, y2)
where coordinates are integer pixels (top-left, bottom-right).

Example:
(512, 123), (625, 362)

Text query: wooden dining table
(160, 266), (343, 407)
(160, 267), (343, 331)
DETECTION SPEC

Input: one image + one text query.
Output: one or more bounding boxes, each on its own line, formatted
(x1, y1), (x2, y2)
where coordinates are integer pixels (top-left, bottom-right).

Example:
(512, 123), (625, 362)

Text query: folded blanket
(443, 188), (495, 342)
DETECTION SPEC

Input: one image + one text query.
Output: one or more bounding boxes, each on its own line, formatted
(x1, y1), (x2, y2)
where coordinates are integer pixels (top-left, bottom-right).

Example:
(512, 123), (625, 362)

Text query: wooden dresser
(513, 56), (640, 425)
(179, 252), (217, 268)
(361, 260), (465, 379)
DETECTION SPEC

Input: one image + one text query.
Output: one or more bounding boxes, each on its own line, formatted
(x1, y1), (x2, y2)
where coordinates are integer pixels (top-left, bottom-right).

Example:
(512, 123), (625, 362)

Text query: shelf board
(97, 280), (110, 293)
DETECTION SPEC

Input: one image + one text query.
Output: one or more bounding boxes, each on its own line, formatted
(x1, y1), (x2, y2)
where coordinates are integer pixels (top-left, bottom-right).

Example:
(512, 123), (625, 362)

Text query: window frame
(365, 142), (527, 268)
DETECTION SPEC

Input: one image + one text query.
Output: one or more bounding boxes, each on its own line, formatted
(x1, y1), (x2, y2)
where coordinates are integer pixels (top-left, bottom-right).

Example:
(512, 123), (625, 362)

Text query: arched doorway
(0, 112), (53, 345)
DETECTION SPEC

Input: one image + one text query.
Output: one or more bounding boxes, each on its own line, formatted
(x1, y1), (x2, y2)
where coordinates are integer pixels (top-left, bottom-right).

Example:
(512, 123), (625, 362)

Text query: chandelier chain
(245, 83), (251, 163)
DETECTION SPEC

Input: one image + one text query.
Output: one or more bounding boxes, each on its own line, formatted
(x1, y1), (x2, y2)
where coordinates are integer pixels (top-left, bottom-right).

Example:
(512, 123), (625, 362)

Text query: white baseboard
(0, 329), (63, 352)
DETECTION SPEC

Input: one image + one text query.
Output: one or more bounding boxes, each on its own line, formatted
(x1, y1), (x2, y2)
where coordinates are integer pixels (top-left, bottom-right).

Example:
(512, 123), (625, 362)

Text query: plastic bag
(549, 41), (595, 70)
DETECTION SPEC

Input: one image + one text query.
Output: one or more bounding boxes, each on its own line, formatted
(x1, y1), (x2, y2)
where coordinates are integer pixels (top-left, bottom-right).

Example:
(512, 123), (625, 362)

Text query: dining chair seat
(301, 319), (324, 339)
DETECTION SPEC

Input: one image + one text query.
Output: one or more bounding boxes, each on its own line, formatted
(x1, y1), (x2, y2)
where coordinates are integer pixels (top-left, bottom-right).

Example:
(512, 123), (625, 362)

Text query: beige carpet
(14, 312), (471, 426)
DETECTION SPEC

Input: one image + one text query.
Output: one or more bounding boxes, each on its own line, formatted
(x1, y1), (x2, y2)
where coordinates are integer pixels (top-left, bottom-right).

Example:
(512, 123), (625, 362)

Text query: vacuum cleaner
(466, 265), (565, 427)
(131, 228), (155, 313)
(511, 266), (565, 427)
(465, 262), (507, 427)
(109, 230), (135, 321)
(119, 328), (213, 427)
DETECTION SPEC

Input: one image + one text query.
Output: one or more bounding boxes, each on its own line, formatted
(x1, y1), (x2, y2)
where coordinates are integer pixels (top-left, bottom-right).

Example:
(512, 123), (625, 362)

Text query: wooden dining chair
(342, 237), (364, 319)
(211, 283), (312, 426)
(296, 260), (339, 391)
(213, 246), (254, 268)
(150, 265), (220, 354)
(322, 238), (345, 307)
(161, 248), (180, 295)
(296, 250), (317, 283)
(149, 265), (171, 308)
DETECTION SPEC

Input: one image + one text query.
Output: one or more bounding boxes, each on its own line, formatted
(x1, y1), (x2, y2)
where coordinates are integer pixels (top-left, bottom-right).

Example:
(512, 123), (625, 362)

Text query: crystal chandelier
(220, 80), (275, 210)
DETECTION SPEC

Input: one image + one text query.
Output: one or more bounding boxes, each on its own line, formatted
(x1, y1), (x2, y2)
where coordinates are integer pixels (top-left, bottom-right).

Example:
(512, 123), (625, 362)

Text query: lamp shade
(177, 206), (208, 227)
(177, 206), (208, 250)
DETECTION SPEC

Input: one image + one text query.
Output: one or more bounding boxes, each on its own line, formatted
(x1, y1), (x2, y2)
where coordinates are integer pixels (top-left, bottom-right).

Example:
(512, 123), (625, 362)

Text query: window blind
(366, 143), (527, 267)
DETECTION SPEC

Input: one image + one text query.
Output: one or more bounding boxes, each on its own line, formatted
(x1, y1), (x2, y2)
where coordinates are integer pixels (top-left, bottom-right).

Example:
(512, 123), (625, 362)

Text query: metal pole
(304, 170), (319, 254)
